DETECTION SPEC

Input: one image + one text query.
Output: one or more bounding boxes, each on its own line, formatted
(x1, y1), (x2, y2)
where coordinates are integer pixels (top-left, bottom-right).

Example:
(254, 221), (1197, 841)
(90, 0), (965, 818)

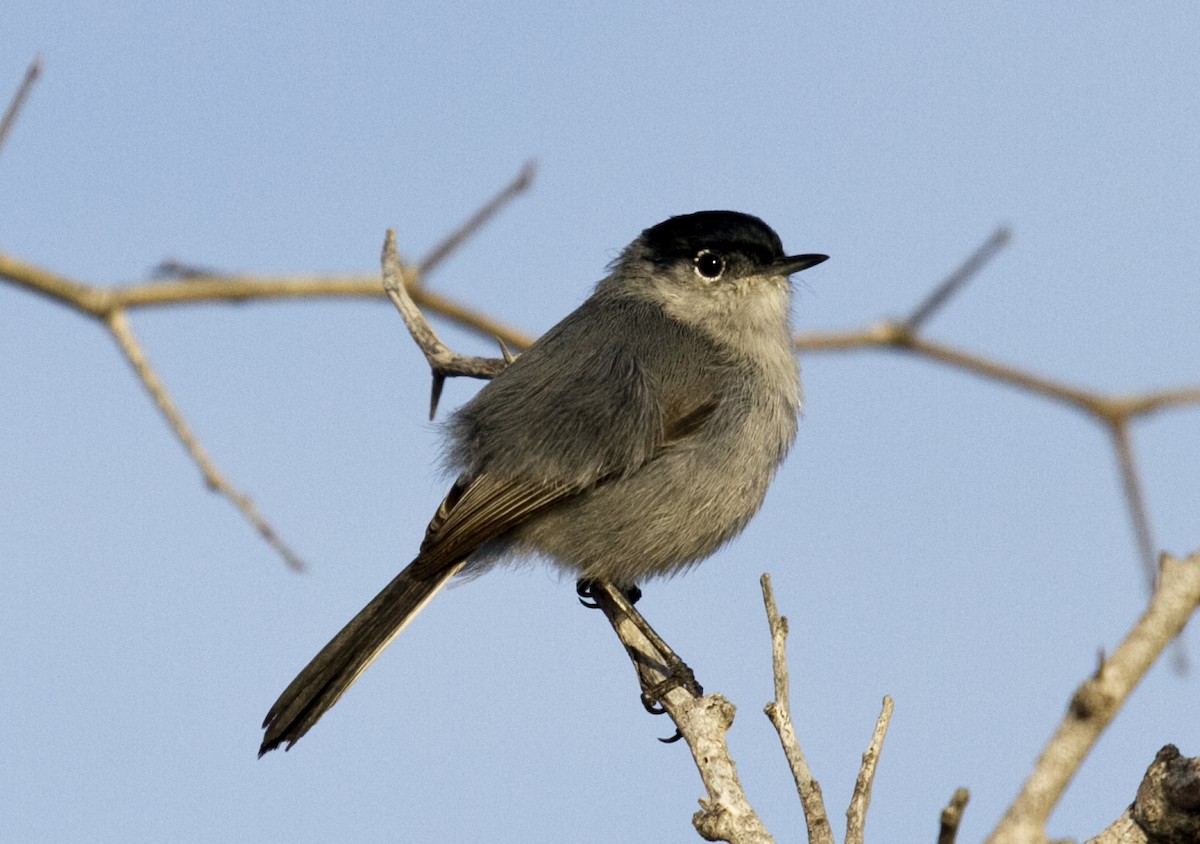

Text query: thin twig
(0, 55), (42, 156)
(1109, 420), (1189, 672)
(1110, 420), (1159, 596)
(105, 309), (306, 572)
(416, 160), (537, 277)
(381, 229), (509, 417)
(985, 549), (1200, 844)
(760, 574), (834, 844)
(845, 696), (894, 844)
(904, 226), (1012, 331)
(938, 789), (971, 844)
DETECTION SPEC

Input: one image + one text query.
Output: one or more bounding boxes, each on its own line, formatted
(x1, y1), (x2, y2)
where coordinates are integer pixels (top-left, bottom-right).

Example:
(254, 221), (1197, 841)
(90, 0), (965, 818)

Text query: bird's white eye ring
(694, 249), (725, 280)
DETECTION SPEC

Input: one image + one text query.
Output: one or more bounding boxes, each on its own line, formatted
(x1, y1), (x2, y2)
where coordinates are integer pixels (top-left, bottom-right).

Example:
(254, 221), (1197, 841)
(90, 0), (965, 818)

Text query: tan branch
(986, 549), (1200, 844)
(381, 230), (510, 417)
(760, 573), (834, 844)
(845, 696), (894, 844)
(105, 310), (306, 572)
(590, 584), (773, 844)
(1, 167), (536, 570)
(0, 255), (534, 350)
(795, 309), (1196, 670)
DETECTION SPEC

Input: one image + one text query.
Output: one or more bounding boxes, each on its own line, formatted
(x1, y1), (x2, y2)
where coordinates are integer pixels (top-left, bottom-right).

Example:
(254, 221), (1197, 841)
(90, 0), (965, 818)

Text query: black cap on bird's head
(638, 211), (828, 278)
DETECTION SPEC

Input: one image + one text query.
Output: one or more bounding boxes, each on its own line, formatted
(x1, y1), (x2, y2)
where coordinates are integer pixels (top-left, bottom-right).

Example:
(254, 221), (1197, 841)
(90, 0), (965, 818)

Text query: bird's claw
(575, 579), (643, 609)
(576, 579), (601, 608)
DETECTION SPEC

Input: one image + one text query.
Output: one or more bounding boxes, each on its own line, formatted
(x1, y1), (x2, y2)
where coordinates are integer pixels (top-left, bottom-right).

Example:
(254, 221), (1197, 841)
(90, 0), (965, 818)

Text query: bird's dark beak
(773, 254), (829, 276)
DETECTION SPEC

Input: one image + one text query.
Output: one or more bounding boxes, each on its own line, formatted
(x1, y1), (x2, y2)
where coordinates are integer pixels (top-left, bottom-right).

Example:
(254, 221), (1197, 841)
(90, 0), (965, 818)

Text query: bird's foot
(576, 579), (641, 608)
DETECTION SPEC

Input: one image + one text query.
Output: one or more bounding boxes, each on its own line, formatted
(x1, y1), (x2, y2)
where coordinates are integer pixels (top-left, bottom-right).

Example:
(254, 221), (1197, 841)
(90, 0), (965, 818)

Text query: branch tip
(904, 224), (1013, 331)
(0, 55), (44, 156)
(938, 788), (971, 844)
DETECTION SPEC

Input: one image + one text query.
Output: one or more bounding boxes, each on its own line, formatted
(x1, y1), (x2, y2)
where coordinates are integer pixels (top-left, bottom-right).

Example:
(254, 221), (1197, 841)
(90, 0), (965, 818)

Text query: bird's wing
(408, 472), (575, 577)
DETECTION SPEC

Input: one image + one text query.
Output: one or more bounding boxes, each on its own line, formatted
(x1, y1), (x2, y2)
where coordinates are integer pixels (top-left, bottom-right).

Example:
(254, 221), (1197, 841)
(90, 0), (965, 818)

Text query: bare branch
(416, 160), (537, 277)
(795, 318), (1196, 645)
(760, 573), (834, 844)
(904, 226), (1012, 331)
(845, 696), (894, 844)
(0, 55), (42, 157)
(588, 584), (773, 844)
(938, 789), (971, 844)
(105, 310), (306, 571)
(0, 185), (536, 571)
(0, 252), (536, 349)
(986, 549), (1200, 844)
(381, 229), (510, 417)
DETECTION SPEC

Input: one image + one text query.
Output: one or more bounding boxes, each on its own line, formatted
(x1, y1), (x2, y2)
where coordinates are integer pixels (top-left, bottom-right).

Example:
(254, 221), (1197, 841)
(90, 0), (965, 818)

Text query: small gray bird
(259, 211), (826, 755)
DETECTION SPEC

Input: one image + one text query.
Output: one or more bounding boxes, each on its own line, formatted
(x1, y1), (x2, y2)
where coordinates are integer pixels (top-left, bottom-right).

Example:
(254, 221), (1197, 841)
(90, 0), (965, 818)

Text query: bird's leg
(576, 579), (703, 743)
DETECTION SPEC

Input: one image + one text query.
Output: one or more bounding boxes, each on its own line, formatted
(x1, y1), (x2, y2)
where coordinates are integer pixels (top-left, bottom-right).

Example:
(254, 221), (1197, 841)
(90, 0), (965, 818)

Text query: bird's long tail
(259, 560), (464, 756)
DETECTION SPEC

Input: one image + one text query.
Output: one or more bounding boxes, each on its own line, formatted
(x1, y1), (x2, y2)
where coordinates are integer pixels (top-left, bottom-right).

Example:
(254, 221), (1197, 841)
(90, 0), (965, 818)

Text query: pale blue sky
(3, 4), (1198, 842)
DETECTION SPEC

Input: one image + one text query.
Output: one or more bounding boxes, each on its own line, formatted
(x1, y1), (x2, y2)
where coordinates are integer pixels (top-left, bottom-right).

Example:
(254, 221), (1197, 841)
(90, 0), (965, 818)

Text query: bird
(259, 210), (827, 755)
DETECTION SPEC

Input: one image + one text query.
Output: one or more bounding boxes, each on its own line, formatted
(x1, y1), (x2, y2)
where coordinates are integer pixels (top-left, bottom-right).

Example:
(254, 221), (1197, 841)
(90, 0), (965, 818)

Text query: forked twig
(798, 234), (1197, 668)
(381, 229), (509, 418)
(0, 163), (537, 569)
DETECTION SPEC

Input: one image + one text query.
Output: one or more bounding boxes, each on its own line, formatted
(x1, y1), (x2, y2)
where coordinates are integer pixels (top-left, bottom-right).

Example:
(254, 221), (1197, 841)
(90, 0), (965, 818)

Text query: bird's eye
(693, 250), (725, 280)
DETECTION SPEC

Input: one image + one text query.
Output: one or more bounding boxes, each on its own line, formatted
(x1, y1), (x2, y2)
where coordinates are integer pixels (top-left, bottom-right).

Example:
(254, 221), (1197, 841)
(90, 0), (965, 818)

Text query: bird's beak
(772, 254), (829, 276)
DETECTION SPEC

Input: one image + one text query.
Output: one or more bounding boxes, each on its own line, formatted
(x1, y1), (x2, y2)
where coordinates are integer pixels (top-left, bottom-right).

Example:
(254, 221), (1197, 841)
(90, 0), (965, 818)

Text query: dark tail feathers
(259, 561), (463, 755)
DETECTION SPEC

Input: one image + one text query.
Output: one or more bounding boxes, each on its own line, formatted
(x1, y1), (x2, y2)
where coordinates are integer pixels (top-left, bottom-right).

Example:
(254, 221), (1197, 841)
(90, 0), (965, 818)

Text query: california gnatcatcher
(260, 210), (827, 755)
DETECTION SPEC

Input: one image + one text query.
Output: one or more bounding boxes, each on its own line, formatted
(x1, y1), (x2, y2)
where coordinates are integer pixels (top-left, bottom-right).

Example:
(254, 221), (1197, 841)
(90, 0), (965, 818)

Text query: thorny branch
(0, 161), (535, 570)
(761, 574), (895, 844)
(795, 238), (1197, 661)
(1, 59), (1195, 652)
(381, 229), (509, 418)
(5, 204), (1194, 587)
